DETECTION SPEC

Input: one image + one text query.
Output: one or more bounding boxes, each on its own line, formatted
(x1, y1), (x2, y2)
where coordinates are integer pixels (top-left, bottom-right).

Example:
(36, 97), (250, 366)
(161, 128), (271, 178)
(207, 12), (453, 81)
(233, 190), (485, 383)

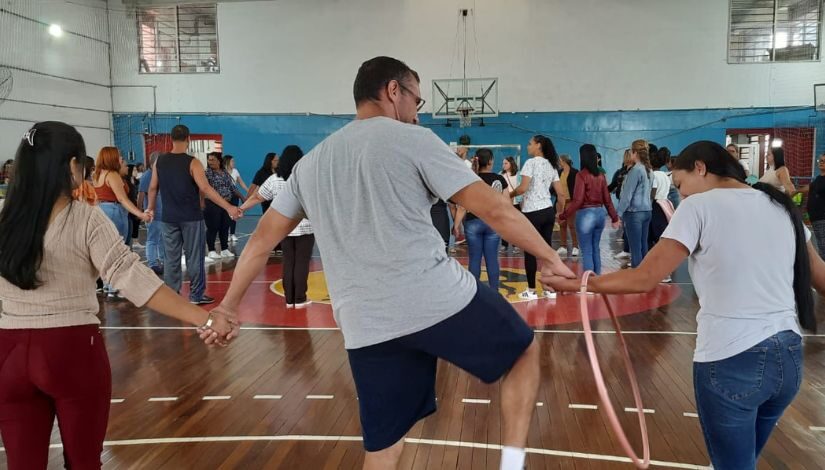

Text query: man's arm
(147, 162), (159, 213)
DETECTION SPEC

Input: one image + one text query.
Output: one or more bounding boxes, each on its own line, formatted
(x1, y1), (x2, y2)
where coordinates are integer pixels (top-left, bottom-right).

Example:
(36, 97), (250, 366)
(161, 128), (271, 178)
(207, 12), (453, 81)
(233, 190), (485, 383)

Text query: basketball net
(458, 104), (474, 128)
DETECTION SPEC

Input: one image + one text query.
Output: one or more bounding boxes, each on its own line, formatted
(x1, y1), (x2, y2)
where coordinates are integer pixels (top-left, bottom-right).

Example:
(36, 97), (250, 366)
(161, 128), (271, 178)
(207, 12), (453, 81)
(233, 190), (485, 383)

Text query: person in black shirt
(453, 148), (508, 290)
(249, 153), (278, 215)
(804, 154), (825, 258)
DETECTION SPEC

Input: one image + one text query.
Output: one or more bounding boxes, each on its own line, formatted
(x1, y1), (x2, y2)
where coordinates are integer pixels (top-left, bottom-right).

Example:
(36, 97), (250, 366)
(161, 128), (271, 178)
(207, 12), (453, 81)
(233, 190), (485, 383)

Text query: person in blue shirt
(137, 152), (164, 275)
(616, 139), (653, 268)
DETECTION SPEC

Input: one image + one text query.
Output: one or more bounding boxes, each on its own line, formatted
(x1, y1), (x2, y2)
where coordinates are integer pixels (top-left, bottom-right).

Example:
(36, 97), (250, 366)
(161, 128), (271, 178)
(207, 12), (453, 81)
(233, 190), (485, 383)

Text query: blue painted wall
(113, 107), (824, 185)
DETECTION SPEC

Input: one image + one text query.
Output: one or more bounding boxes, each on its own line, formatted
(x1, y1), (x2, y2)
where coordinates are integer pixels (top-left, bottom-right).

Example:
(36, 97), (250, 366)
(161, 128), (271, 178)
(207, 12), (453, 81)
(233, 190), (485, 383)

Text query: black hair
(772, 147), (786, 170)
(675, 140), (814, 331)
(579, 144), (600, 176)
(0, 121), (85, 290)
(353, 56), (420, 106)
(171, 124), (190, 142)
(224, 154), (235, 166)
(84, 156), (95, 181)
(532, 135), (560, 170)
(648, 143), (659, 158)
(653, 147), (671, 169)
(260, 152), (277, 174)
(207, 151), (224, 169)
(458, 134), (471, 146)
(501, 156), (519, 175)
(275, 145), (305, 181)
(475, 148), (494, 169)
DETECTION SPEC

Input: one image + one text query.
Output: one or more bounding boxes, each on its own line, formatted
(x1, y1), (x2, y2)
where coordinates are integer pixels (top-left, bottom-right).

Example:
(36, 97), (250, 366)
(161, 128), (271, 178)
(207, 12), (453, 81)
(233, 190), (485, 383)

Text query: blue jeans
(693, 331), (802, 470)
(161, 220), (207, 301)
(146, 219), (166, 269)
(464, 218), (501, 290)
(622, 211), (651, 268)
(575, 207), (606, 274)
(99, 202), (129, 293)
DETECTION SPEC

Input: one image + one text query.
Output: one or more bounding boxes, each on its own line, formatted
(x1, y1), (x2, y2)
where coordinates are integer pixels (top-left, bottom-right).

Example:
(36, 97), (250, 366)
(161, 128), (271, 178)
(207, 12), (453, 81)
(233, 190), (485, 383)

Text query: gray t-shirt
(272, 117), (481, 349)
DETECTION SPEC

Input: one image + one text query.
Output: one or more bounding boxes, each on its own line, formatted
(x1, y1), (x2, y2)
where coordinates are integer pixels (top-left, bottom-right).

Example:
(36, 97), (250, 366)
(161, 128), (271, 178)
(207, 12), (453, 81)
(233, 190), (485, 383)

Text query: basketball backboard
(432, 77), (499, 125)
(816, 83), (825, 112)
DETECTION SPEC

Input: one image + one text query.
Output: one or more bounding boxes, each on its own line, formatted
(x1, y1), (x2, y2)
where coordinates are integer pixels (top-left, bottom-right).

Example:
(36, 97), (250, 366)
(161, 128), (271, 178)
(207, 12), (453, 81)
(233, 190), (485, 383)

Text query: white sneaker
(181, 256), (186, 266)
(286, 303), (295, 308)
(557, 247), (568, 257)
(543, 290), (557, 300)
(204, 256), (216, 264)
(614, 251), (631, 260)
(230, 235), (239, 243)
(220, 249), (234, 258)
(294, 300), (313, 308)
(208, 251), (222, 260)
(518, 289), (538, 301)
(132, 242), (144, 249)
(571, 247), (580, 257)
(662, 275), (672, 283)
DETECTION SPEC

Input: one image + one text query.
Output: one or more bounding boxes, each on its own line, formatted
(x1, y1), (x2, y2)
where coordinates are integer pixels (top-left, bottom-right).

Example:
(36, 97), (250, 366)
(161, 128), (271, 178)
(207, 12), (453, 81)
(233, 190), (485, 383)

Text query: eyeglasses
(399, 83), (426, 111)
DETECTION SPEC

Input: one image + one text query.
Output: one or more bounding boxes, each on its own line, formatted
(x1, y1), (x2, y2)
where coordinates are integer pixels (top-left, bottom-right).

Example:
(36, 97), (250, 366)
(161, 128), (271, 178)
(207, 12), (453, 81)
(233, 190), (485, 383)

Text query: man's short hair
(353, 56), (420, 106)
(458, 135), (471, 146)
(171, 125), (190, 142)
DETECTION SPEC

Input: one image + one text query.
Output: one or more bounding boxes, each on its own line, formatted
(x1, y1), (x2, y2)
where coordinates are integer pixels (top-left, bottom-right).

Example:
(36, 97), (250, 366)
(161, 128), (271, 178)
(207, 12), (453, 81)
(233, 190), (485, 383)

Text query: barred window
(728, 0), (823, 63)
(138, 4), (219, 74)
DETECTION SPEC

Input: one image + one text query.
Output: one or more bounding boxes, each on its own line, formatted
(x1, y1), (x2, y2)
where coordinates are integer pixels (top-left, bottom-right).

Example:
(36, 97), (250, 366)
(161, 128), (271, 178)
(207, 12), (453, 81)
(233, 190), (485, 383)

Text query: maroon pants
(0, 325), (111, 470)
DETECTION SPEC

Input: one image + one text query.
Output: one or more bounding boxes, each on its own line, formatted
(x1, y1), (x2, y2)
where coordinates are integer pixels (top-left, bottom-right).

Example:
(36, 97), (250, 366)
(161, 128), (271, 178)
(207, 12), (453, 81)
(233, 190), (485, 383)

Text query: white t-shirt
(230, 168), (241, 183)
(464, 159), (473, 169)
(651, 170), (670, 201)
(520, 157), (559, 213)
(661, 188), (803, 362)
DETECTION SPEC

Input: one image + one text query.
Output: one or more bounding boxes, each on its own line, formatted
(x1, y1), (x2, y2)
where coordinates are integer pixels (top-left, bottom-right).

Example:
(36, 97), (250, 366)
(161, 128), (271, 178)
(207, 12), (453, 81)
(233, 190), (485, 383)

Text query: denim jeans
(145, 219), (165, 269)
(693, 330), (802, 470)
(575, 207), (607, 274)
(464, 218), (501, 290)
(161, 220), (206, 301)
(98, 202), (129, 293)
(622, 210), (651, 268)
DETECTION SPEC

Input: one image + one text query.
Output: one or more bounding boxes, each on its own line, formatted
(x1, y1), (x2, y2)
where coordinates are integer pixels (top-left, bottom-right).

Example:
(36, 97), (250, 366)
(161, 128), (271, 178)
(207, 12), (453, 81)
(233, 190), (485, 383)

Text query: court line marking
(110, 399), (125, 404)
(683, 412), (699, 418)
(462, 398), (491, 404)
(202, 396), (231, 401)
(95, 326), (825, 338)
(536, 402), (544, 407)
(810, 426), (825, 432)
(148, 397), (178, 402)
(306, 395), (334, 400)
(625, 407), (655, 414)
(253, 395), (283, 400)
(0, 435), (708, 468)
(569, 404), (598, 410)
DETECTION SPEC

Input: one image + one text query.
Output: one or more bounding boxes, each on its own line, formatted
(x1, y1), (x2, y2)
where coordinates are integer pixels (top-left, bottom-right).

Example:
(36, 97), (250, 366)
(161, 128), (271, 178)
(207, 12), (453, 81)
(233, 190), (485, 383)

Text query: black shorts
(346, 279), (535, 452)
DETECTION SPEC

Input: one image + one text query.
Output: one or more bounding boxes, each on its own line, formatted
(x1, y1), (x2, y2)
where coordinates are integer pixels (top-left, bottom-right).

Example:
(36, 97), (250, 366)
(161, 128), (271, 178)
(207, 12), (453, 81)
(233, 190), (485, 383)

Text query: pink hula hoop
(580, 271), (650, 469)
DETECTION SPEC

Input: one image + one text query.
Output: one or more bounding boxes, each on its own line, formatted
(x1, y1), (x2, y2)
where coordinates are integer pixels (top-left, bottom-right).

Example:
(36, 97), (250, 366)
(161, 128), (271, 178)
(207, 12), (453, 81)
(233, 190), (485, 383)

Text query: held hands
(611, 219), (621, 229)
(226, 206), (244, 221)
(538, 254), (578, 295)
(140, 210), (153, 223)
(197, 305), (241, 347)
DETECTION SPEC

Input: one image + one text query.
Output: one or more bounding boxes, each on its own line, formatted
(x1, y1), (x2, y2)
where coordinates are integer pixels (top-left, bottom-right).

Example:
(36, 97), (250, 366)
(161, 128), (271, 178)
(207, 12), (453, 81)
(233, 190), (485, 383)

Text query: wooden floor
(3, 220), (825, 469)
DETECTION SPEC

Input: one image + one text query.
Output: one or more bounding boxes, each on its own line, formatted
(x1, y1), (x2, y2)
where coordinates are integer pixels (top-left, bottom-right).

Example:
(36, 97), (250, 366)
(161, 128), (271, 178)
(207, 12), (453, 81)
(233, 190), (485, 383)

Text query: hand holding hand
(198, 305), (241, 347)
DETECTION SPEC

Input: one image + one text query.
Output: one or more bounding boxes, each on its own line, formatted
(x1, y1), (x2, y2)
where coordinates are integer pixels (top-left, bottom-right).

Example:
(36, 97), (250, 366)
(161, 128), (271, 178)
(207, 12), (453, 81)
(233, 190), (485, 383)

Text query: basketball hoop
(457, 103), (474, 128)
(580, 271), (651, 469)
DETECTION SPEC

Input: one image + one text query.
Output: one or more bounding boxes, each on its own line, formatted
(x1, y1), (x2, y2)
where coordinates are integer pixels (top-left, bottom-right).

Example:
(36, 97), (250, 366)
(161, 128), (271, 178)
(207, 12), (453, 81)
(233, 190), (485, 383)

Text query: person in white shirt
(224, 155), (248, 243)
(545, 140), (824, 470)
(509, 134), (566, 300)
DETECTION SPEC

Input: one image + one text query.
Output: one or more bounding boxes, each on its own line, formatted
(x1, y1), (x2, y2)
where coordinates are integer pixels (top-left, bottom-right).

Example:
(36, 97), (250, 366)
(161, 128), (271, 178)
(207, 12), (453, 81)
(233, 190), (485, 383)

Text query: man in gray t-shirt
(210, 56), (573, 470)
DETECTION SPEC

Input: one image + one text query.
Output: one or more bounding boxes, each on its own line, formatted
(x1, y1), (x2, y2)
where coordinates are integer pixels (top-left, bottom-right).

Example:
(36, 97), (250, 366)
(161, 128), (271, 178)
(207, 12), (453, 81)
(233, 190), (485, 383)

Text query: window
(728, 0), (823, 63)
(137, 4), (219, 74)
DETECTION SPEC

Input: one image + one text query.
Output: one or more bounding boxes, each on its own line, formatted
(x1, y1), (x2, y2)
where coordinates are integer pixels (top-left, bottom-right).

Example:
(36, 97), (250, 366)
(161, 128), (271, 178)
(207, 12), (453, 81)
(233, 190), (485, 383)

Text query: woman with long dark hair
(558, 145), (619, 274)
(0, 122), (236, 470)
(759, 147), (796, 195)
(509, 135), (566, 300)
(616, 139), (653, 268)
(500, 156), (520, 252)
(545, 140), (825, 470)
(240, 146), (314, 307)
(248, 152), (279, 214)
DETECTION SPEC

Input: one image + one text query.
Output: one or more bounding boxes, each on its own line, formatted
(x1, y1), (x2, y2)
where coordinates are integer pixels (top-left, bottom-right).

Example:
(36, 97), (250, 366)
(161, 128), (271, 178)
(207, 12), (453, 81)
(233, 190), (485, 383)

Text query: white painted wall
(108, 0), (825, 114)
(0, 0), (112, 156)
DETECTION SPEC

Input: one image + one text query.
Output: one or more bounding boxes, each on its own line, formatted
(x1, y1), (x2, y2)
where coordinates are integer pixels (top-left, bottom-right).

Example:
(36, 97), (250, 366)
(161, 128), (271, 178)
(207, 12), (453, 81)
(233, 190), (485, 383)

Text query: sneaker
(220, 249), (235, 258)
(662, 275), (672, 283)
(208, 251), (222, 260)
(294, 300), (313, 309)
(286, 303), (295, 308)
(614, 251), (631, 260)
(518, 289), (538, 301)
(204, 256), (216, 264)
(230, 234), (239, 243)
(557, 247), (568, 257)
(190, 296), (215, 305)
(571, 247), (580, 257)
(107, 291), (122, 300)
(132, 242), (144, 249)
(181, 256), (187, 265)
(543, 290), (557, 300)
